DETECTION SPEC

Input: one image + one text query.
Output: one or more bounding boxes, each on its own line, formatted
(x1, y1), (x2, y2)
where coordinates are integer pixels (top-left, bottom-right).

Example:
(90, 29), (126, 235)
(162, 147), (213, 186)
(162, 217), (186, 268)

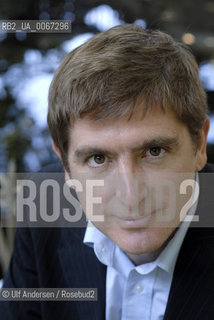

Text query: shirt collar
(156, 172), (199, 274)
(83, 220), (115, 267)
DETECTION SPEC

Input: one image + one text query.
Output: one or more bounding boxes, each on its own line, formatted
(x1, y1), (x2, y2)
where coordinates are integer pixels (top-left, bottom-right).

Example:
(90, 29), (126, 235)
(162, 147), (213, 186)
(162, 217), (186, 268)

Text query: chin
(115, 229), (165, 255)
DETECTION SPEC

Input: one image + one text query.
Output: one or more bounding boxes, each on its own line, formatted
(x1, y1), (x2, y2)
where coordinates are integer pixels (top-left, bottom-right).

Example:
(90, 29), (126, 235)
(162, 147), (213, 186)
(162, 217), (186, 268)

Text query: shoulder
(200, 163), (214, 173)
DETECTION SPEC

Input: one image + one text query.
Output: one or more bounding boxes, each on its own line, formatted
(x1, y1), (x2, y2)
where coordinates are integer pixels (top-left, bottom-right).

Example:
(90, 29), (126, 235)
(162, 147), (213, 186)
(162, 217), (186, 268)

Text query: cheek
(146, 173), (196, 224)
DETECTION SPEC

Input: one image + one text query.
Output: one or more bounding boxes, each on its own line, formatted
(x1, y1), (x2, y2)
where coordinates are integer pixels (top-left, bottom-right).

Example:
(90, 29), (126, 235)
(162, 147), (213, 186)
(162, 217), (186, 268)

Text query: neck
(127, 246), (164, 266)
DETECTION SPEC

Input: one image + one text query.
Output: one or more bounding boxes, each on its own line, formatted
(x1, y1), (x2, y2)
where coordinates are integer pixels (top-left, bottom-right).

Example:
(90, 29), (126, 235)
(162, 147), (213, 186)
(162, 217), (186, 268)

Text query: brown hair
(47, 24), (208, 171)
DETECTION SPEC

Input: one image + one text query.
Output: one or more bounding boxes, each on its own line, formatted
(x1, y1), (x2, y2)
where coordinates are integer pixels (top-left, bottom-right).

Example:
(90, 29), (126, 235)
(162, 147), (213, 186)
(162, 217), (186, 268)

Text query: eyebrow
(74, 136), (179, 161)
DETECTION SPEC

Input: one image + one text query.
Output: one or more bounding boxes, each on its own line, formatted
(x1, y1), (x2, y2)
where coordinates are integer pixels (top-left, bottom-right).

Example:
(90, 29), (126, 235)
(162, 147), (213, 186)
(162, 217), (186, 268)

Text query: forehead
(70, 106), (188, 147)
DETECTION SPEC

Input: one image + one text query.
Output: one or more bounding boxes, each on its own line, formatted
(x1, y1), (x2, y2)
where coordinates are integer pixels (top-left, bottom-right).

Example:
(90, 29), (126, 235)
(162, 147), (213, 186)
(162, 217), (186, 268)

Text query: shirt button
(134, 284), (143, 292)
(101, 247), (106, 253)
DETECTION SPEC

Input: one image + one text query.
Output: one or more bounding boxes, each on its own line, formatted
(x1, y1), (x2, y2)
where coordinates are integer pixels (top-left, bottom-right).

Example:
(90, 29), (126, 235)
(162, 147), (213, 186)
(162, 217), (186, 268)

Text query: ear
(195, 117), (210, 171)
(52, 140), (62, 160)
(52, 141), (71, 181)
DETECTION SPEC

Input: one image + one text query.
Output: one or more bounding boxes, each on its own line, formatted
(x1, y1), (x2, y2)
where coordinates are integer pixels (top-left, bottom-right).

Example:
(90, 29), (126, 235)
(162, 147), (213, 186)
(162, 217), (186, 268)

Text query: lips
(112, 211), (156, 228)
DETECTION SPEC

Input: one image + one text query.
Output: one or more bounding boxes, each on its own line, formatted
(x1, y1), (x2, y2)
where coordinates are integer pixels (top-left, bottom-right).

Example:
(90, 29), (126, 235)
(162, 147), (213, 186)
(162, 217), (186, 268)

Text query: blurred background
(0, 0), (214, 278)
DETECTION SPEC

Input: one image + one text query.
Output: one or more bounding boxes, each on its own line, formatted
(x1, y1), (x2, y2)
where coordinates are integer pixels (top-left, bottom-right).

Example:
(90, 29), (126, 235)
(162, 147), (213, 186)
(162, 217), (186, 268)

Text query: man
(0, 24), (214, 319)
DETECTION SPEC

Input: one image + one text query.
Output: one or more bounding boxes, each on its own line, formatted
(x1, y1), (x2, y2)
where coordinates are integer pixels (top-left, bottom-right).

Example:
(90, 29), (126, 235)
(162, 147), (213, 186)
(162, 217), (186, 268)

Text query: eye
(149, 147), (162, 156)
(87, 154), (106, 168)
(145, 147), (165, 159)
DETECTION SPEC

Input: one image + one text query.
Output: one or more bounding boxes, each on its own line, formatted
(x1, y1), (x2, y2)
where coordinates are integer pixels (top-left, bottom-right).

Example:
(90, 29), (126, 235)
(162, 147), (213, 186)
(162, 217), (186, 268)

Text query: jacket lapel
(57, 227), (106, 320)
(164, 168), (214, 319)
(163, 227), (214, 319)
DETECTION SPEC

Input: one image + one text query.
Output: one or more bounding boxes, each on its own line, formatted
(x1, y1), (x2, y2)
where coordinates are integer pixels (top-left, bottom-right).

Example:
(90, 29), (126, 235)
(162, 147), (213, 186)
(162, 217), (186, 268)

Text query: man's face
(63, 105), (208, 258)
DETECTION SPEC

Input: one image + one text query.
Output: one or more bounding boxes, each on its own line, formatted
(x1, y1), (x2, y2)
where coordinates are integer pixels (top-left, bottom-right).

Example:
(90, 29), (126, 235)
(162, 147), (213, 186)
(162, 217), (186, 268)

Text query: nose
(114, 157), (146, 209)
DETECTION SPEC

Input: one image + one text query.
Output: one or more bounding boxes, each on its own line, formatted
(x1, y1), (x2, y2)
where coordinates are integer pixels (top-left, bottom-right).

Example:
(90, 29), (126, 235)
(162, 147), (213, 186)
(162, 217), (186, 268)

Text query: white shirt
(83, 176), (198, 320)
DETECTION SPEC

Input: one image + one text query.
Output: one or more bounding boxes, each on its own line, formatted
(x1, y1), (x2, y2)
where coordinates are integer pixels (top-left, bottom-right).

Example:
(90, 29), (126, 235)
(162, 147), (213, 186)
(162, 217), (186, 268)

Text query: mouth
(113, 211), (157, 228)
